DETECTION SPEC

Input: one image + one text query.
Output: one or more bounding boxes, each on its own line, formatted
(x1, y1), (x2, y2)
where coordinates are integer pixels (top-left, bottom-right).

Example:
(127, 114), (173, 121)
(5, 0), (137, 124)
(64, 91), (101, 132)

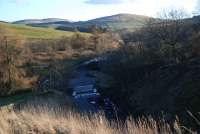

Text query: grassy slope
(0, 99), (184, 134)
(0, 22), (90, 39)
(0, 22), (87, 107)
(15, 14), (150, 31)
(85, 14), (150, 30)
(107, 21), (145, 30)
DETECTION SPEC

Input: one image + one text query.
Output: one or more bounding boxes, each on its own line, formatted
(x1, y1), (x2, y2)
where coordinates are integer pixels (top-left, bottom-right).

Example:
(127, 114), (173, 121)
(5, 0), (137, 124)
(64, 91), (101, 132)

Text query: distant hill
(13, 14), (151, 31)
(80, 13), (150, 29)
(192, 15), (200, 25)
(11, 14), (199, 33)
(0, 21), (8, 23)
(14, 18), (71, 25)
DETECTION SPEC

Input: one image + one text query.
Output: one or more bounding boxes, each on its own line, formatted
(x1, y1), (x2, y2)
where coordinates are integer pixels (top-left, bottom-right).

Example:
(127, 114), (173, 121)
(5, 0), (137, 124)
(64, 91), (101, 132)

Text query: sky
(0, 0), (199, 22)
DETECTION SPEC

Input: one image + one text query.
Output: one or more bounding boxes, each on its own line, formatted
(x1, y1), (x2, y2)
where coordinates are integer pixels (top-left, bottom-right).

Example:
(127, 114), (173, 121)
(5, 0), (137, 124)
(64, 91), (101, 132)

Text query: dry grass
(0, 104), (195, 134)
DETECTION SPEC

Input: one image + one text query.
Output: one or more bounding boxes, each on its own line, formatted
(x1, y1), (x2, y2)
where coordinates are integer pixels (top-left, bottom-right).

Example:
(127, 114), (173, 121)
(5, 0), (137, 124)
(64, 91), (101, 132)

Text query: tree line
(99, 9), (200, 130)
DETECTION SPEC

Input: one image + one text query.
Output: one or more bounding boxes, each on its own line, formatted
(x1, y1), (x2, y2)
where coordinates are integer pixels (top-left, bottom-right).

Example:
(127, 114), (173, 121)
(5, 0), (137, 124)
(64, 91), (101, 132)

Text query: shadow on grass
(0, 91), (33, 107)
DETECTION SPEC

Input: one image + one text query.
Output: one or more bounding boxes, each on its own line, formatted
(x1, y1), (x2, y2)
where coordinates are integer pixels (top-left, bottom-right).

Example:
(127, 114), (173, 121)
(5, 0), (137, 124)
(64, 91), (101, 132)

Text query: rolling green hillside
(13, 14), (151, 31)
(0, 22), (90, 39)
(83, 13), (150, 30)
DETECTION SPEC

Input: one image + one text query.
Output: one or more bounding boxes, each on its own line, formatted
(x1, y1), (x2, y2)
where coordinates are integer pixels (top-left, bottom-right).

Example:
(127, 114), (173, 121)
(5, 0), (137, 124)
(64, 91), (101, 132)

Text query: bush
(70, 33), (87, 49)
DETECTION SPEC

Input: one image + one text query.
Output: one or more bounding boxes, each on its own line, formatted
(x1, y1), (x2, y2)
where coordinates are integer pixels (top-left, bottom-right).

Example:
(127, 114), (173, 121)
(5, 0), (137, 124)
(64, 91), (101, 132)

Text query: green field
(0, 22), (90, 39)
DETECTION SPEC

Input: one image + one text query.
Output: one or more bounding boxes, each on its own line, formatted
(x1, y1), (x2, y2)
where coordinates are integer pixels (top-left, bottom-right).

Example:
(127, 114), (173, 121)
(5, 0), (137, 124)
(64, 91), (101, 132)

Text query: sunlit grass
(0, 103), (194, 134)
(0, 22), (91, 39)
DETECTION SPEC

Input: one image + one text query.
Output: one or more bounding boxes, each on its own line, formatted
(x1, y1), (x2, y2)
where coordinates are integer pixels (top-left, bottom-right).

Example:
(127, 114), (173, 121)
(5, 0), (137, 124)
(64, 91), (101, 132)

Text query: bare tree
(90, 25), (101, 52)
(145, 9), (189, 63)
(70, 32), (87, 49)
(147, 9), (189, 46)
(0, 37), (22, 95)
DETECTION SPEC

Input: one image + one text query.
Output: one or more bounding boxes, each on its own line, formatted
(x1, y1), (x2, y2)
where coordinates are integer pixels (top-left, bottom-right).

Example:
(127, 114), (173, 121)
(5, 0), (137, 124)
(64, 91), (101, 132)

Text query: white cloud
(85, 0), (124, 5)
(195, 0), (200, 13)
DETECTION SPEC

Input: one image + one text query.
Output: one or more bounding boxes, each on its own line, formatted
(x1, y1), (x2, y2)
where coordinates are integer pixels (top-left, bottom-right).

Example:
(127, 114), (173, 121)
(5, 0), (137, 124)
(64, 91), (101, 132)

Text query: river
(68, 57), (119, 119)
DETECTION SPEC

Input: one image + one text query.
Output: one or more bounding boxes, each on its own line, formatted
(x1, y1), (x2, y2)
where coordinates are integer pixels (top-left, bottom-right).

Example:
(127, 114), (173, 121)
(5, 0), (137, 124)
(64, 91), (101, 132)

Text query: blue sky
(0, 0), (198, 22)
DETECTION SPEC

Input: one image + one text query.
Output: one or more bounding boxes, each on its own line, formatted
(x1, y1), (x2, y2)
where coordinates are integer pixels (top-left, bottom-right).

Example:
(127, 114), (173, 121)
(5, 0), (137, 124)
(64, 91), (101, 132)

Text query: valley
(0, 6), (200, 133)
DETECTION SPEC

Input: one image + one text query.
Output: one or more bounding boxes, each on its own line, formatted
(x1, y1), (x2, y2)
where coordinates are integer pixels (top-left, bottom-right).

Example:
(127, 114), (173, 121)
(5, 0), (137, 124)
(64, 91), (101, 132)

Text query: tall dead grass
(0, 105), (195, 134)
